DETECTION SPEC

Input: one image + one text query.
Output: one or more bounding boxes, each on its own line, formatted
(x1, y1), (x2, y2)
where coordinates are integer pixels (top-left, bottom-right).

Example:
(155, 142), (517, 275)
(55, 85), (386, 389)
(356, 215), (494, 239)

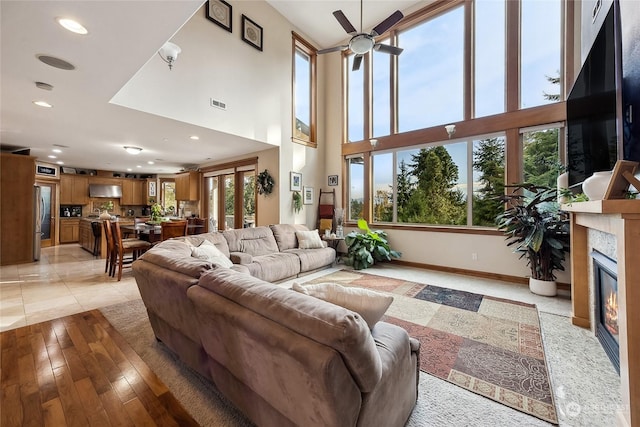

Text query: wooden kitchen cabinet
(121, 179), (146, 205)
(175, 171), (199, 201)
(60, 175), (88, 204)
(59, 219), (80, 243)
(1, 153), (35, 265)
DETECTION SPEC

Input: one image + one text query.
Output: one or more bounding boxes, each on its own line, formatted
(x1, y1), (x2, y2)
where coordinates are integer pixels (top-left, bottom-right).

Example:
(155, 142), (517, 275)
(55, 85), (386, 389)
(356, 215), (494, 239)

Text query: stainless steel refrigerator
(34, 185), (42, 260)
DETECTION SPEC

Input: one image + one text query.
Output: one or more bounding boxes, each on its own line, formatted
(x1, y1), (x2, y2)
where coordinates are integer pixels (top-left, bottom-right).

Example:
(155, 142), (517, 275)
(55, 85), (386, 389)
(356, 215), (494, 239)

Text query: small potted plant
(344, 219), (401, 270)
(496, 183), (570, 296)
(292, 191), (302, 213)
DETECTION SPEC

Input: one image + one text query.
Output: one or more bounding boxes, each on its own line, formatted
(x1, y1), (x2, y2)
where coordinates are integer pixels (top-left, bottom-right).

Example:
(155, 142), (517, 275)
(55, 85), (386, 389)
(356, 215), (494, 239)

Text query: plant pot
(529, 278), (557, 297)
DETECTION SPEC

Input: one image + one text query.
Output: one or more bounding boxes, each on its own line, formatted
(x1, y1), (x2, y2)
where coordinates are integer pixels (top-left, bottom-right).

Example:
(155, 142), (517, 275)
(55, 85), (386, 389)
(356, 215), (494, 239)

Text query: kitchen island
(79, 217), (134, 258)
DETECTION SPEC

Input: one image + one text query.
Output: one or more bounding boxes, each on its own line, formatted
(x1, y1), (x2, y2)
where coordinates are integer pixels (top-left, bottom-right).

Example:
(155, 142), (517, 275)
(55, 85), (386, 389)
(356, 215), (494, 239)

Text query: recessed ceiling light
(147, 161), (155, 165)
(127, 168), (132, 172)
(124, 146), (142, 155)
(33, 101), (53, 108)
(48, 155), (57, 159)
(190, 135), (199, 140)
(56, 17), (88, 35)
(35, 82), (54, 91)
(136, 165), (142, 168)
(36, 55), (75, 70)
(56, 161), (64, 165)
(52, 148), (62, 153)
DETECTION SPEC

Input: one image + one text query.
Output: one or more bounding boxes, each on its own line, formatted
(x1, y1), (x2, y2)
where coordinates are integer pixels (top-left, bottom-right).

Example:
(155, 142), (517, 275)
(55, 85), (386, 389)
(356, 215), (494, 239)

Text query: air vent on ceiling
(210, 98), (226, 110)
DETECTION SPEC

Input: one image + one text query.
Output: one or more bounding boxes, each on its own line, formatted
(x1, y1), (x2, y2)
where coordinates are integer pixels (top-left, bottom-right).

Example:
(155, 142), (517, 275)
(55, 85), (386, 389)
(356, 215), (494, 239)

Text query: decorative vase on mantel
(99, 210), (112, 220)
(582, 171), (613, 201)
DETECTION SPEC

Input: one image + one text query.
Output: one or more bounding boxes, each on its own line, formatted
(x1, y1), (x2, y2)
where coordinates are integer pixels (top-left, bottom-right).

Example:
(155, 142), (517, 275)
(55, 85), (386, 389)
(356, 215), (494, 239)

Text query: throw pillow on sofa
(292, 282), (393, 329)
(295, 229), (324, 249)
(191, 240), (233, 268)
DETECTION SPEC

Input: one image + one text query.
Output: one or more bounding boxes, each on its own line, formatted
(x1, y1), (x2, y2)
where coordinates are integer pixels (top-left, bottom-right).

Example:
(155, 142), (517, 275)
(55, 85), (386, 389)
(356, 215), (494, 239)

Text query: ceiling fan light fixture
(350, 34), (375, 55)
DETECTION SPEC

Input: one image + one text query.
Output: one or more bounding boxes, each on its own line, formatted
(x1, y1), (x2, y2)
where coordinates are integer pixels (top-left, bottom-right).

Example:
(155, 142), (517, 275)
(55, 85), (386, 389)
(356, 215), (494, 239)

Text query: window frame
(292, 32), (318, 148)
(340, 0), (572, 232)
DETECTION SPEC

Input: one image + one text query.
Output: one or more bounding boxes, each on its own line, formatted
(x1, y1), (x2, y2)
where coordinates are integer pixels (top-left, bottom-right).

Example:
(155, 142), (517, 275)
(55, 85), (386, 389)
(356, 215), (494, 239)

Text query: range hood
(89, 184), (122, 198)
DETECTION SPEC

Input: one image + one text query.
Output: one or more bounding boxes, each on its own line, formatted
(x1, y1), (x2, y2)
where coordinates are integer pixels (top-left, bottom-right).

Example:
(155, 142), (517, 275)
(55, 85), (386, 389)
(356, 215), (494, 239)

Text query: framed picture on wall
(148, 181), (157, 197)
(328, 175), (338, 186)
(241, 14), (263, 51)
(290, 172), (302, 191)
(303, 186), (313, 205)
(206, 0), (232, 32)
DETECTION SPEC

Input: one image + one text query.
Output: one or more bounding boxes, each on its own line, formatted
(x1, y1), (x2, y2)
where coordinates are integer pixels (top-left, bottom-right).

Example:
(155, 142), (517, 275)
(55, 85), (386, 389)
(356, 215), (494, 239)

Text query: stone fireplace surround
(563, 200), (640, 427)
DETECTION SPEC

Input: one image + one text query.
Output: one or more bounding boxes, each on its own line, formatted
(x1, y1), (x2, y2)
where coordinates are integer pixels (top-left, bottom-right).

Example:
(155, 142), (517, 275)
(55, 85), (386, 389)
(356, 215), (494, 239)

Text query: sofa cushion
(270, 224), (309, 251)
(191, 240), (233, 268)
(138, 240), (214, 278)
(292, 282), (393, 329)
(295, 229), (324, 249)
(175, 232), (231, 258)
(196, 268), (383, 392)
(223, 227), (279, 256)
(249, 253), (301, 282)
(283, 247), (335, 272)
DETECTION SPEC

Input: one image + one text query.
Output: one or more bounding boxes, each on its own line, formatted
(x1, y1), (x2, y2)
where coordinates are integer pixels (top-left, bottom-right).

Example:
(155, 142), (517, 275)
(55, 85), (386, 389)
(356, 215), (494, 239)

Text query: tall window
(475, 0), (506, 117)
(160, 180), (176, 214)
(372, 39), (391, 137)
(347, 156), (365, 220)
(348, 54), (365, 142)
(348, 133), (509, 227)
(522, 126), (561, 187)
(292, 33), (317, 147)
(398, 6), (464, 132)
(520, 0), (562, 108)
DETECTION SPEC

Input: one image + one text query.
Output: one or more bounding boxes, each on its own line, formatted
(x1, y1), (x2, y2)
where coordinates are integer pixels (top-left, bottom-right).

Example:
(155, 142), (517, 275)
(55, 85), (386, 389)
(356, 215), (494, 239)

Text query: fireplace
(591, 250), (620, 374)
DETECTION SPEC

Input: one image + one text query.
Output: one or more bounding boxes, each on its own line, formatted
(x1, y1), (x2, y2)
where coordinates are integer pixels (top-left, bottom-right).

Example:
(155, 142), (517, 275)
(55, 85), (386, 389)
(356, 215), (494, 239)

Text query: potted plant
(344, 219), (401, 270)
(496, 184), (570, 296)
(292, 191), (302, 213)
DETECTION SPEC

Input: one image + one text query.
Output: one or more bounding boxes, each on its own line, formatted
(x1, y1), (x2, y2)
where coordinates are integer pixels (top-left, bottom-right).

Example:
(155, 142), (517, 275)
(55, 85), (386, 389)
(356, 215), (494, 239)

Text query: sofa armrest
(230, 252), (253, 264)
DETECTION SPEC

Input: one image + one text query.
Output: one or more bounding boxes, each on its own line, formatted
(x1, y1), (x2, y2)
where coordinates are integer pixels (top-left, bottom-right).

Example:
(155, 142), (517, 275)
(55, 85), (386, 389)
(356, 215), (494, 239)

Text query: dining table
(121, 222), (205, 243)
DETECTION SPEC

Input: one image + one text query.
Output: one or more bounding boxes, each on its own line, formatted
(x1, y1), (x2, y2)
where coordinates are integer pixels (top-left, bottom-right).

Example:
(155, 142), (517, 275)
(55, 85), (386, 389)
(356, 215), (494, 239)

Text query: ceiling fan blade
(352, 55), (363, 71)
(373, 43), (404, 56)
(333, 10), (357, 34)
(317, 45), (349, 55)
(371, 10), (404, 36)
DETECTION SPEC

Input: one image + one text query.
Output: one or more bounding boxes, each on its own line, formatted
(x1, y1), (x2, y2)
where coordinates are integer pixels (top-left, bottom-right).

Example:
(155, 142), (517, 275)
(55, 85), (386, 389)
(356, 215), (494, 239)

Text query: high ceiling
(0, 0), (423, 175)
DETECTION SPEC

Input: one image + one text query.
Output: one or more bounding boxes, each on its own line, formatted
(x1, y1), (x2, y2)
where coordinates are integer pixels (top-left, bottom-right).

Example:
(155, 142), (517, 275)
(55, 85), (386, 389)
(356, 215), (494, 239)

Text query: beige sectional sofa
(132, 224), (420, 427)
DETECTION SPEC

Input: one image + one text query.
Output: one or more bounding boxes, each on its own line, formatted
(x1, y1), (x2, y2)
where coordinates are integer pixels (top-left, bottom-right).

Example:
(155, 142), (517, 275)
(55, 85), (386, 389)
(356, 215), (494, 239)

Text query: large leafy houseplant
(344, 219), (401, 270)
(496, 184), (570, 282)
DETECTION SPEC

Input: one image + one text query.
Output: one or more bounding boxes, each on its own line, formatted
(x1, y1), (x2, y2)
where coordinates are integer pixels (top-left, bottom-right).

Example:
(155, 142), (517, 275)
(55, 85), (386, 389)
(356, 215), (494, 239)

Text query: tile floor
(0, 244), (141, 332)
(1, 243), (573, 332)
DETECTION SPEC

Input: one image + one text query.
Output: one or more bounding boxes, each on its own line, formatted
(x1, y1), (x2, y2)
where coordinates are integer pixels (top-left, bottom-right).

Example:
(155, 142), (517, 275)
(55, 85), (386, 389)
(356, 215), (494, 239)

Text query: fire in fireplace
(591, 250), (620, 374)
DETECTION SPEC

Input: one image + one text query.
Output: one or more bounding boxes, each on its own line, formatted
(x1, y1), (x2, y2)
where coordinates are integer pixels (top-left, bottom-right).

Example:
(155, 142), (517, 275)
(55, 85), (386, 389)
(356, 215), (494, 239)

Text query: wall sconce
(445, 124), (456, 139)
(158, 41), (181, 70)
(370, 138), (378, 148)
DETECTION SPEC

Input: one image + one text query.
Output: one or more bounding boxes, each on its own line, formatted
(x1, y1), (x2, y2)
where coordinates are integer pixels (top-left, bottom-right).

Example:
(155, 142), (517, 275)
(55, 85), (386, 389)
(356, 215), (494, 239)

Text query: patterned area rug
(304, 270), (558, 424)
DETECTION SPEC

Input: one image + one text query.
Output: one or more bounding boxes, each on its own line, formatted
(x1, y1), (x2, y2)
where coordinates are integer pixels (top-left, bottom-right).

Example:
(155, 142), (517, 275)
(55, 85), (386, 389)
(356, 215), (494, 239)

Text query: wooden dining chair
(161, 220), (188, 241)
(103, 220), (116, 277)
(187, 217), (207, 235)
(110, 220), (152, 281)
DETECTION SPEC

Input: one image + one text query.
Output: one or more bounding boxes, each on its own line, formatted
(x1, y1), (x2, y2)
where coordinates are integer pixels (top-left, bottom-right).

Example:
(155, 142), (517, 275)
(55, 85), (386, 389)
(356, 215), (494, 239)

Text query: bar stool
(91, 221), (102, 256)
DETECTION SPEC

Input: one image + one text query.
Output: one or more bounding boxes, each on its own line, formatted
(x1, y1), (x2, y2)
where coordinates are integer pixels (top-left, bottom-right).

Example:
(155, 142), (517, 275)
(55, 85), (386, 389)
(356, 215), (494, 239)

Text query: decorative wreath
(256, 169), (275, 195)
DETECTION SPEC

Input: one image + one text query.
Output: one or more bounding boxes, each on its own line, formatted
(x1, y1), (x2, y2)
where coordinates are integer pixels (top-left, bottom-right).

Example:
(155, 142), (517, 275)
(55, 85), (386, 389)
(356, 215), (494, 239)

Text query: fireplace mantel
(562, 200), (640, 427)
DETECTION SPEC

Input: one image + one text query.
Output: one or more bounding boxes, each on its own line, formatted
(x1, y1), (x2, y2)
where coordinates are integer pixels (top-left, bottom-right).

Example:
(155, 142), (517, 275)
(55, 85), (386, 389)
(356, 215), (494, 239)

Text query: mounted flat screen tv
(566, 5), (619, 188)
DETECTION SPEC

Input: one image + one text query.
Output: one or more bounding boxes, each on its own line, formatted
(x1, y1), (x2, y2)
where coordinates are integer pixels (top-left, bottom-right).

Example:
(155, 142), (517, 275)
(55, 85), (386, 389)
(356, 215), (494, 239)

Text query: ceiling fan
(317, 0), (404, 71)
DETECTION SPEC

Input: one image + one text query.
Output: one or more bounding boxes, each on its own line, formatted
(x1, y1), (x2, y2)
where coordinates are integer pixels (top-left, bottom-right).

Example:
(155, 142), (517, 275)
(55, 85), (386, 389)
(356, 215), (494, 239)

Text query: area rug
(302, 270), (559, 424)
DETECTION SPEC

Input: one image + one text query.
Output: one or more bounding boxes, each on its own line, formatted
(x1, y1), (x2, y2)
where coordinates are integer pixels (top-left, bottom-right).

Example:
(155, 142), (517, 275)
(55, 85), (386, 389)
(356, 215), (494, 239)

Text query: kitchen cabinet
(175, 171), (199, 201)
(60, 219), (80, 243)
(60, 175), (88, 205)
(79, 219), (95, 253)
(1, 153), (35, 265)
(121, 179), (146, 205)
